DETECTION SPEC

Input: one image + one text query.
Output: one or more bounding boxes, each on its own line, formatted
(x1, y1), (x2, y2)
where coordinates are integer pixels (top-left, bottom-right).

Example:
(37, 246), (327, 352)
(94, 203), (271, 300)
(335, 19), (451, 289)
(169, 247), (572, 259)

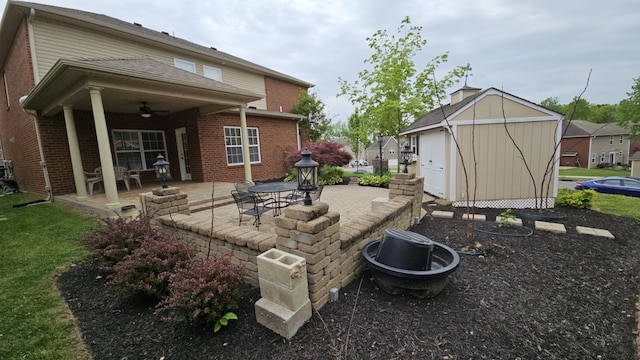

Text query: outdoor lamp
(294, 148), (319, 205)
(153, 153), (171, 188)
(401, 143), (413, 173)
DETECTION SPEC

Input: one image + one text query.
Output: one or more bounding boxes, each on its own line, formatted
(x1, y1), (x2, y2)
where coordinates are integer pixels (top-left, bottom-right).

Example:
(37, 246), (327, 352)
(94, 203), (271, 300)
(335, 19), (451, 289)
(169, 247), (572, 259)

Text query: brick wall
(264, 76), (306, 113)
(560, 137), (590, 168)
(197, 111), (299, 183)
(0, 19), (46, 195)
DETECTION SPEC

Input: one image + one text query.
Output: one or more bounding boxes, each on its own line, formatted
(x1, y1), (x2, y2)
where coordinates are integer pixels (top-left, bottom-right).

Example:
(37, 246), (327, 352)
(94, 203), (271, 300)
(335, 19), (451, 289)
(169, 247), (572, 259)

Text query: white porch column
(239, 105), (252, 182)
(62, 105), (88, 199)
(88, 87), (120, 209)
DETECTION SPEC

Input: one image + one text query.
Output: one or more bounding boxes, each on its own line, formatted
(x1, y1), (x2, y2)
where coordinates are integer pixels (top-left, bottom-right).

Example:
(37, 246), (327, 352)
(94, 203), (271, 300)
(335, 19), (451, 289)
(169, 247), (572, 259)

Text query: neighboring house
(400, 86), (563, 208)
(631, 151), (640, 178)
(364, 136), (398, 165)
(0, 1), (312, 209)
(560, 120), (633, 169)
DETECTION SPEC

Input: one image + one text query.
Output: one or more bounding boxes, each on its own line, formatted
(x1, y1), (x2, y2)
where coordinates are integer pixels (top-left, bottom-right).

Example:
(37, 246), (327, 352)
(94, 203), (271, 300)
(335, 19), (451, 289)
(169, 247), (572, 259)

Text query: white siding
(32, 18), (267, 108)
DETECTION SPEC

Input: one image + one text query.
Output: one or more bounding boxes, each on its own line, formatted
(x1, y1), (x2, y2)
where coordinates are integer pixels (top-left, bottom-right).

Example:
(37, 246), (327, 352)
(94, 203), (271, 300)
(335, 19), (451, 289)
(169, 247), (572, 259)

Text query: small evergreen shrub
(80, 211), (160, 266)
(556, 189), (595, 209)
(156, 255), (247, 328)
(108, 237), (197, 298)
(358, 173), (391, 188)
(320, 165), (344, 185)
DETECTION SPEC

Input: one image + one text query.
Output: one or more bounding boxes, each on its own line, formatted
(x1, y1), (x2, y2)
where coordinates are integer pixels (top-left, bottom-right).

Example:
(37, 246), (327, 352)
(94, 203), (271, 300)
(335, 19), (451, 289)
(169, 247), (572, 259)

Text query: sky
(3, 0), (640, 123)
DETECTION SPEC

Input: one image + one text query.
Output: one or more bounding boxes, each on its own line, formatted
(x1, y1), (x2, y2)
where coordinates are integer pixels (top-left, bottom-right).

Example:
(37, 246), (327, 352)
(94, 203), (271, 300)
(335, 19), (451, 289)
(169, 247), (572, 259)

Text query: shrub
(108, 237), (197, 299)
(556, 189), (595, 209)
(285, 141), (351, 168)
(80, 211), (160, 266)
(320, 165), (344, 185)
(358, 173), (391, 188)
(156, 256), (247, 328)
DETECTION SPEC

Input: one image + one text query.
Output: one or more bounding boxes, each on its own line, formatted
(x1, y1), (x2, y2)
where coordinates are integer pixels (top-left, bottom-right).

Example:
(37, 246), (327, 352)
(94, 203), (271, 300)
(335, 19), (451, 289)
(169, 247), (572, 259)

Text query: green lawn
(559, 167), (631, 178)
(0, 193), (99, 360)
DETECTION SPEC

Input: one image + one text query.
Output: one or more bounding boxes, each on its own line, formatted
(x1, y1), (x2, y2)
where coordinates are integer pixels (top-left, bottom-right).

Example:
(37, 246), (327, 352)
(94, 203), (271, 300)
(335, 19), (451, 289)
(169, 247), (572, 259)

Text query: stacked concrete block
(274, 202), (341, 310)
(388, 173), (424, 221)
(255, 248), (311, 339)
(142, 186), (190, 216)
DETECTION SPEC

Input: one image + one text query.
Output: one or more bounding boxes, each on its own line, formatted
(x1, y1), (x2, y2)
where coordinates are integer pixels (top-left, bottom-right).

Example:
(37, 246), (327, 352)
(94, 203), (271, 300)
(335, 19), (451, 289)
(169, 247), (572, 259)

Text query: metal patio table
(248, 181), (298, 216)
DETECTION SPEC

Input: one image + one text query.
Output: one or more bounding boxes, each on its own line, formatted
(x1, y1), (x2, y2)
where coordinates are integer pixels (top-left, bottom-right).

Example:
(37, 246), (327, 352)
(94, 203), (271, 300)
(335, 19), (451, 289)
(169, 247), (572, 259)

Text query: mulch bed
(57, 204), (640, 359)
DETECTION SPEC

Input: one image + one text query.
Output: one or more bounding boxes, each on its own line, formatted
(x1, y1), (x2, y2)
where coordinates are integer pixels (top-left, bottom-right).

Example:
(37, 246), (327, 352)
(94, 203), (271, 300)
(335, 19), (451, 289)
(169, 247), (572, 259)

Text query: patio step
(189, 195), (235, 213)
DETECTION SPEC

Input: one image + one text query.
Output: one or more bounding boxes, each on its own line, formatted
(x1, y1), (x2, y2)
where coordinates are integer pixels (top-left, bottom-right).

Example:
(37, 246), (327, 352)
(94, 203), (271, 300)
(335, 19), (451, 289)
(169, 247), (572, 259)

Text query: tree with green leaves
(345, 110), (373, 166)
(338, 16), (468, 169)
(618, 76), (640, 139)
(291, 91), (331, 142)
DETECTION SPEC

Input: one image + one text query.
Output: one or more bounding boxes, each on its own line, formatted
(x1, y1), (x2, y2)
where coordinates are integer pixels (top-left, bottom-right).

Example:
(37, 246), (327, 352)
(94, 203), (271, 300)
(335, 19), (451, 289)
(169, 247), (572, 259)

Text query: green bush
(320, 165), (344, 185)
(556, 189), (595, 209)
(358, 173), (391, 188)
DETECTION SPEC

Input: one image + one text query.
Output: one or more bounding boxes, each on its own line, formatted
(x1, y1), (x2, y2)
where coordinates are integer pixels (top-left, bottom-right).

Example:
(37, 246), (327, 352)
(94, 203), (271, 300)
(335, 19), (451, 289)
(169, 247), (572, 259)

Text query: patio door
(175, 127), (192, 180)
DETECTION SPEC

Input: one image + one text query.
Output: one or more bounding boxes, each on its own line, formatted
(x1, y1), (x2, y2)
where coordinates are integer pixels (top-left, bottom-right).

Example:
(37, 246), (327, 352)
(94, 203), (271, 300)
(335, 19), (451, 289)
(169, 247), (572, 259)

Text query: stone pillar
(388, 173), (424, 222)
(255, 248), (311, 339)
(274, 201), (341, 310)
(142, 186), (190, 217)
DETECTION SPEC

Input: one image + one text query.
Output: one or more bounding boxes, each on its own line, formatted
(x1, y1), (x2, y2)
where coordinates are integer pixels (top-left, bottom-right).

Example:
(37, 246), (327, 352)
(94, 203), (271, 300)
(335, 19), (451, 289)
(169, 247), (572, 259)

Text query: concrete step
(189, 195), (234, 213)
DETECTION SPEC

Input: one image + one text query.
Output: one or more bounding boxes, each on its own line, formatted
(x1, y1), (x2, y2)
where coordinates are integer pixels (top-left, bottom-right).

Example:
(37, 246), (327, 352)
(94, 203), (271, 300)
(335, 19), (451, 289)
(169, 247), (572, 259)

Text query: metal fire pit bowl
(362, 229), (460, 298)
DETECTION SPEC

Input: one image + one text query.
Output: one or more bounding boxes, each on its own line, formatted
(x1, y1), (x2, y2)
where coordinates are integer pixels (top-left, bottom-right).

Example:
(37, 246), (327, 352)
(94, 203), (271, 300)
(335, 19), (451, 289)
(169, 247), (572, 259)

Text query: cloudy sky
(3, 0), (640, 123)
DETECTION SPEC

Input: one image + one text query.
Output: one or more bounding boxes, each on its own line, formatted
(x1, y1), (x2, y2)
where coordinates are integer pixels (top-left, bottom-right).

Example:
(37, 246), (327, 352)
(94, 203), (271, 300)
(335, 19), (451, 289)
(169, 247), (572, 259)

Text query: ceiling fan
(139, 101), (169, 118)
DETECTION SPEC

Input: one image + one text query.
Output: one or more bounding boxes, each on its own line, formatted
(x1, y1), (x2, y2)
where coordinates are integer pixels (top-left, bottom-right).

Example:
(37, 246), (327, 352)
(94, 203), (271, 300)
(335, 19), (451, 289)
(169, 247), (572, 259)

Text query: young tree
(291, 91), (331, 141)
(345, 110), (373, 166)
(618, 76), (640, 138)
(338, 16), (468, 169)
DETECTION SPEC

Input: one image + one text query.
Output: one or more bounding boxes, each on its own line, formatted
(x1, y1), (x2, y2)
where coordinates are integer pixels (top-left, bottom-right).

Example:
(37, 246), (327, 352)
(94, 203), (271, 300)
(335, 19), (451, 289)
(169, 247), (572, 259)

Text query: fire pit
(362, 229), (460, 298)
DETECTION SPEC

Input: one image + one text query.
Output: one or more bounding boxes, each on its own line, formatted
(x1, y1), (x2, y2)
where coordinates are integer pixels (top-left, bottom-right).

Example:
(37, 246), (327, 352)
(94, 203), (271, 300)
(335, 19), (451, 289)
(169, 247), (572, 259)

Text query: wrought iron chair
(285, 184), (324, 205)
(234, 180), (273, 204)
(231, 190), (271, 230)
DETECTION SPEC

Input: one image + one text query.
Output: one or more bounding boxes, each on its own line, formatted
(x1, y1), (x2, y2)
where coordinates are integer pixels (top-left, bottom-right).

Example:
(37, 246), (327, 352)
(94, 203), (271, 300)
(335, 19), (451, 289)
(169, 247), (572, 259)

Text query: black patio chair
(234, 180), (273, 205)
(286, 184), (324, 205)
(231, 190), (271, 230)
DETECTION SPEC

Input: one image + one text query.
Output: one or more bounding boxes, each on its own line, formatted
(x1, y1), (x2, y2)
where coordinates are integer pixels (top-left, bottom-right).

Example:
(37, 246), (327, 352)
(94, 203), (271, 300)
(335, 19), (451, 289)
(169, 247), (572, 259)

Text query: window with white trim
(174, 58), (196, 73)
(609, 135), (613, 145)
(619, 135), (623, 144)
(203, 65), (222, 81)
(112, 130), (166, 170)
(600, 152), (606, 162)
(410, 135), (417, 154)
(224, 126), (261, 165)
(591, 153), (596, 163)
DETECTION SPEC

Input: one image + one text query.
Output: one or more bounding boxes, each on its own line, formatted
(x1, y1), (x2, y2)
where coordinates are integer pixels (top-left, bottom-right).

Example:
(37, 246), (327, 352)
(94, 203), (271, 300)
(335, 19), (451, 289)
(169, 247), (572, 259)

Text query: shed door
(420, 130), (446, 197)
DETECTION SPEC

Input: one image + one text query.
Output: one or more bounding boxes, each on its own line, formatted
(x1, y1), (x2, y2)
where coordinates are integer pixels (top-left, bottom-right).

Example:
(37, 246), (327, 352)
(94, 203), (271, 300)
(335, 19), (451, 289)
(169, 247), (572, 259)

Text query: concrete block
(461, 213), (486, 221)
(535, 221), (566, 234)
(259, 278), (309, 311)
(257, 249), (306, 290)
(255, 298), (311, 339)
(576, 226), (615, 239)
(431, 210), (453, 219)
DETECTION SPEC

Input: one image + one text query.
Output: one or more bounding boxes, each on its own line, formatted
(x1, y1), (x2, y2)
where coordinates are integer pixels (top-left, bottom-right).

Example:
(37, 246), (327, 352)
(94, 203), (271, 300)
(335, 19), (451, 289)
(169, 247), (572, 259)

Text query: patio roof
(20, 56), (263, 117)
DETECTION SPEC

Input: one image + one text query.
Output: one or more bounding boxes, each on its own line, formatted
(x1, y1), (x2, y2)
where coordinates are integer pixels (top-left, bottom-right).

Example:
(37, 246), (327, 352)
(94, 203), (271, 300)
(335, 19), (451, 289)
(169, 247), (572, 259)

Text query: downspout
(24, 9), (52, 200)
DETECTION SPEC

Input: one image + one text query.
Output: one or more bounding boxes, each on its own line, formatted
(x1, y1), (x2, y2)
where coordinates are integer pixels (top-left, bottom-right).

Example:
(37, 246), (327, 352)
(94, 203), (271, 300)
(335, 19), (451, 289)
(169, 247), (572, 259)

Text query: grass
(558, 167), (631, 178)
(0, 192), (100, 360)
(557, 188), (640, 221)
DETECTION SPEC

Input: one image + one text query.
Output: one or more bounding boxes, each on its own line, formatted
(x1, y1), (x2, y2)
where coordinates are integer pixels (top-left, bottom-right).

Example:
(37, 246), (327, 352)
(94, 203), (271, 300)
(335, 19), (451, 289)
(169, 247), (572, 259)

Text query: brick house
(0, 1), (312, 209)
(560, 120), (635, 168)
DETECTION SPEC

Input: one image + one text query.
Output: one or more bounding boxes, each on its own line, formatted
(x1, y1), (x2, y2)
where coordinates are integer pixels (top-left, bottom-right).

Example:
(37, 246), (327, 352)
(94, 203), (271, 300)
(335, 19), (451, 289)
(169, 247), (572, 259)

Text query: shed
(631, 151), (640, 178)
(400, 86), (563, 208)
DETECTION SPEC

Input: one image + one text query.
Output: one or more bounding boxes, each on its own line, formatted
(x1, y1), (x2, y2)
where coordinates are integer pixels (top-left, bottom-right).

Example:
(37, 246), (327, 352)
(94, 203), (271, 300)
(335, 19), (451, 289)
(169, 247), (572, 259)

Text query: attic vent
(133, 22), (142, 27)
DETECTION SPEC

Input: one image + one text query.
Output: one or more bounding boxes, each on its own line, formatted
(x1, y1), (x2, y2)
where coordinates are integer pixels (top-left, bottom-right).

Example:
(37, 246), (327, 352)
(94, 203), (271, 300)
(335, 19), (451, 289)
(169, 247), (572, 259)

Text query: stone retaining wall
(156, 173), (424, 310)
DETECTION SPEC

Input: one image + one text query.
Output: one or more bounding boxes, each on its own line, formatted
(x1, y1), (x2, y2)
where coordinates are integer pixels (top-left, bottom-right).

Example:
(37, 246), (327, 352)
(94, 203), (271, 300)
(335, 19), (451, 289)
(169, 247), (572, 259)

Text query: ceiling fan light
(140, 112), (151, 118)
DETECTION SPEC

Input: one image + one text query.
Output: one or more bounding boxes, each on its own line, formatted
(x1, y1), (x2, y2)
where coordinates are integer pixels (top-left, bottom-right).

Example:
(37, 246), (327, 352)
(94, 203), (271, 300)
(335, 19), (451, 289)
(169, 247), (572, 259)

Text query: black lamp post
(401, 143), (413, 173)
(378, 135), (383, 177)
(153, 153), (171, 188)
(294, 148), (319, 205)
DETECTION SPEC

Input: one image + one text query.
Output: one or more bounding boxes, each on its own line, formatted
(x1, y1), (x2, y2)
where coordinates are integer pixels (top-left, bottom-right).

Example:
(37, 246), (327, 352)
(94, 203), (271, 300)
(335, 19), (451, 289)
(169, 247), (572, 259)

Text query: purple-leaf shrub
(155, 256), (247, 327)
(108, 237), (197, 299)
(286, 141), (352, 168)
(80, 211), (159, 266)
